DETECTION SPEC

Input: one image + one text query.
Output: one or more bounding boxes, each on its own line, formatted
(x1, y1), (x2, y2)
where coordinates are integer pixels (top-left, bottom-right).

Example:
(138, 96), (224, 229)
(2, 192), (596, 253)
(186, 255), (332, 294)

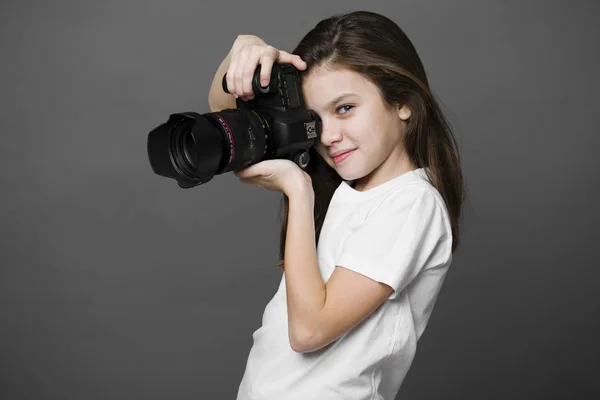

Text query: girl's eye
(336, 105), (354, 115)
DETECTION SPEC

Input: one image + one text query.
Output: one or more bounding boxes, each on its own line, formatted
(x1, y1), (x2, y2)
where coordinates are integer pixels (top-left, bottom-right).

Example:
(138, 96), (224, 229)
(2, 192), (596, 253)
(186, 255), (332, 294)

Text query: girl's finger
(258, 47), (280, 87)
(233, 49), (250, 98)
(241, 49), (263, 99)
(226, 56), (239, 98)
(278, 50), (307, 70)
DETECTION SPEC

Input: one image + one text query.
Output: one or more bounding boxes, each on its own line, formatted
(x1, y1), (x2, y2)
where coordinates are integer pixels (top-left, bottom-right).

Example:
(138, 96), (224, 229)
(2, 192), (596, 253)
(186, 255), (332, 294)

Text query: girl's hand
(225, 35), (307, 101)
(234, 159), (312, 197)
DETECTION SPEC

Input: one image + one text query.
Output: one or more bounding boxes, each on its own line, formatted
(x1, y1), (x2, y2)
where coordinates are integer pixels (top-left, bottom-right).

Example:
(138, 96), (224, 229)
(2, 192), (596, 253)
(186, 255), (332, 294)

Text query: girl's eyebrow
(324, 92), (359, 109)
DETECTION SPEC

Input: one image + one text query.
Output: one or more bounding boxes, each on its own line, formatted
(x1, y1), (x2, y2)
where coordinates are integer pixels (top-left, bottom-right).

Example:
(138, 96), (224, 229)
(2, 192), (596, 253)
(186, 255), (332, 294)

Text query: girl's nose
(319, 122), (343, 147)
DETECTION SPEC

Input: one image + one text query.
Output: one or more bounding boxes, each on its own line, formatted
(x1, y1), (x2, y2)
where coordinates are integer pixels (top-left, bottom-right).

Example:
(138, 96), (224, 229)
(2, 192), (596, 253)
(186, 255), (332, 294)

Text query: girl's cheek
(314, 145), (327, 159)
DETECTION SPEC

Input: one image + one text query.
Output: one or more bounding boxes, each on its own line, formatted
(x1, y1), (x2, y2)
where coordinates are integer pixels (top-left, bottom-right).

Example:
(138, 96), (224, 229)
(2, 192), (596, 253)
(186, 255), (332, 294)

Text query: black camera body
(147, 63), (322, 188)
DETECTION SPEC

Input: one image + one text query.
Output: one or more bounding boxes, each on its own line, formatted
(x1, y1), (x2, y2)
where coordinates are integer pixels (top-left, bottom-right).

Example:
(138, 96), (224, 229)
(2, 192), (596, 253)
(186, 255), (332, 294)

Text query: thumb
(277, 50), (307, 70)
(233, 165), (256, 179)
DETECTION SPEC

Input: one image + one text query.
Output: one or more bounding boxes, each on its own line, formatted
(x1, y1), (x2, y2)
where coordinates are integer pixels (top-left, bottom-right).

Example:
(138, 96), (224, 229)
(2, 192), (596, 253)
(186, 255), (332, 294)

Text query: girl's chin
(335, 169), (363, 182)
(324, 156), (364, 181)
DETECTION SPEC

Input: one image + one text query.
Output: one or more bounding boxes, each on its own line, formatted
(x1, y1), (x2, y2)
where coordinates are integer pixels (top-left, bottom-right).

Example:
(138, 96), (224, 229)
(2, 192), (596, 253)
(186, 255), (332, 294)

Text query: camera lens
(167, 117), (196, 182)
(147, 110), (269, 188)
(183, 132), (197, 169)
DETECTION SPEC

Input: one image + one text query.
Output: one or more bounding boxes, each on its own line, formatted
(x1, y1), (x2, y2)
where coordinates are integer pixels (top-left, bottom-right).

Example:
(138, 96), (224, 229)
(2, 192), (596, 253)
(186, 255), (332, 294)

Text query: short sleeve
(336, 187), (450, 300)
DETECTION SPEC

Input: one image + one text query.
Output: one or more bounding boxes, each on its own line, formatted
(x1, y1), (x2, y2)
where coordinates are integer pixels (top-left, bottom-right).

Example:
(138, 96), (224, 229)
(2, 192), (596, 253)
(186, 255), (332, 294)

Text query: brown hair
(275, 10), (466, 268)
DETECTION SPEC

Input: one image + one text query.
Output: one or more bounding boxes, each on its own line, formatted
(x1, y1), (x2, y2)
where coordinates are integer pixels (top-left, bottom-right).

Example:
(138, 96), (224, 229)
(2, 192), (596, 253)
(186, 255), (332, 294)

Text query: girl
(208, 10), (465, 400)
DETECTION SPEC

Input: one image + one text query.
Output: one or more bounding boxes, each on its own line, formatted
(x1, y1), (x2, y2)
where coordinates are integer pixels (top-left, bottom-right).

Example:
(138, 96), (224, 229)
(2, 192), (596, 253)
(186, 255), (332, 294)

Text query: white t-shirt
(237, 167), (453, 400)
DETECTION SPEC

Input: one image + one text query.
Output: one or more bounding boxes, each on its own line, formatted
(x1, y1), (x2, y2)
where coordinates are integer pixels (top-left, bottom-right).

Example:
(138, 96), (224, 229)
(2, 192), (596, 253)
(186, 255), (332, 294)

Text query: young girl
(208, 10), (465, 400)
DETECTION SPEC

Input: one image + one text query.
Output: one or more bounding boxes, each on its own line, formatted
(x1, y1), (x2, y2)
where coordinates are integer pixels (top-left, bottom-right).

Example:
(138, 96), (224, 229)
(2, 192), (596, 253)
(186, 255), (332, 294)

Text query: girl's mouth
(333, 149), (355, 164)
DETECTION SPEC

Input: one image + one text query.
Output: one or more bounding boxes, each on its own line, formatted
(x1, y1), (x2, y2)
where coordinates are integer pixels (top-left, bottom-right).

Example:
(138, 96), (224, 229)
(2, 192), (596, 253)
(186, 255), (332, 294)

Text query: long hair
(275, 10), (466, 268)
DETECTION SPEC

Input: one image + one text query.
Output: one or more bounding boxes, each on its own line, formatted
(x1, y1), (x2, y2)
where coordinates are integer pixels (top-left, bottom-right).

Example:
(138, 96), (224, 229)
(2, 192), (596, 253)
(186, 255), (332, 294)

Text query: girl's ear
(397, 104), (411, 121)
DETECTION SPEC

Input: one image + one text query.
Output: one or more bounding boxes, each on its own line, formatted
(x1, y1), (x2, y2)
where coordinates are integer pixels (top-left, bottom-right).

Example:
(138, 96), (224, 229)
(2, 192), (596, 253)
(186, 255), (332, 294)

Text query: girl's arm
(284, 189), (393, 353)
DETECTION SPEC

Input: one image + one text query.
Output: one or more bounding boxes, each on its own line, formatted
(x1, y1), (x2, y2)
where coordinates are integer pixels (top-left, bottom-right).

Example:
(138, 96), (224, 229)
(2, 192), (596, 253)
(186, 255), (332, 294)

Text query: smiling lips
(332, 149), (355, 164)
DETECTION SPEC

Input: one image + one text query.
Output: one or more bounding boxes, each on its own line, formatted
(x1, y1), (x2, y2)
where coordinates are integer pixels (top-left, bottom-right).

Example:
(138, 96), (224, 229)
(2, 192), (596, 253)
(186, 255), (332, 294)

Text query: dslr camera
(146, 63), (322, 188)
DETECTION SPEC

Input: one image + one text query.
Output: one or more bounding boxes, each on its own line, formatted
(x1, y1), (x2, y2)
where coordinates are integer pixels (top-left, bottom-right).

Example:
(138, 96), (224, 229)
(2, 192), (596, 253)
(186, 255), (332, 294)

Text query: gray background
(1, 0), (599, 398)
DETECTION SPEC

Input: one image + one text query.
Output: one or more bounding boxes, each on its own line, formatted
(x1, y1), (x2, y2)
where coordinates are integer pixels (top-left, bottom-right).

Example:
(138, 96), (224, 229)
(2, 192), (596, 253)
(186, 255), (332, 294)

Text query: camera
(146, 63), (322, 188)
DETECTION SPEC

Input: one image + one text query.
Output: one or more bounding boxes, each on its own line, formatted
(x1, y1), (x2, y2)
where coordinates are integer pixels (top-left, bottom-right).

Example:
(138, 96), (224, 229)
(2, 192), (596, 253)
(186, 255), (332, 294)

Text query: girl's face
(301, 66), (413, 191)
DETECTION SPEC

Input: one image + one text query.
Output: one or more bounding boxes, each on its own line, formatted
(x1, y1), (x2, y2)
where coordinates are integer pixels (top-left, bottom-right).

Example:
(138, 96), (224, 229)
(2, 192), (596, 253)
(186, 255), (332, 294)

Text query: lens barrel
(147, 110), (269, 188)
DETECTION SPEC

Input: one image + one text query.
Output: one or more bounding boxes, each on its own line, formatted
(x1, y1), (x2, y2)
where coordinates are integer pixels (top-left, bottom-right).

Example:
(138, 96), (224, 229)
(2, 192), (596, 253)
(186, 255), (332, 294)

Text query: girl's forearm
(283, 187), (326, 350)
